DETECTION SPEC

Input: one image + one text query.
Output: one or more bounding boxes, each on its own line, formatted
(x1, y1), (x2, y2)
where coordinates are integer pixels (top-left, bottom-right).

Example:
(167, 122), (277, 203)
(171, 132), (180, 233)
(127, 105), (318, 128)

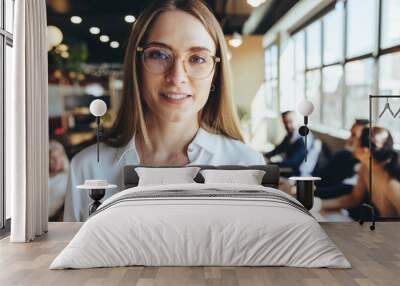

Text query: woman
(49, 140), (69, 221)
(64, 0), (264, 221)
(321, 127), (400, 218)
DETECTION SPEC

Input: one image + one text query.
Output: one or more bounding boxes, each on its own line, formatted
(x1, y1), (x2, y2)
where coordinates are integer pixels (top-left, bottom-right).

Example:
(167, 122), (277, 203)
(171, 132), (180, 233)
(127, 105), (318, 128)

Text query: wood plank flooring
(0, 222), (399, 286)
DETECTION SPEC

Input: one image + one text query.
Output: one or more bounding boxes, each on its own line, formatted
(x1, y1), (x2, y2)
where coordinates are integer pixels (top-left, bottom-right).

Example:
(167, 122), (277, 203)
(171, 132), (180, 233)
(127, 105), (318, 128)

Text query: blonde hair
(105, 0), (243, 148)
(49, 140), (69, 172)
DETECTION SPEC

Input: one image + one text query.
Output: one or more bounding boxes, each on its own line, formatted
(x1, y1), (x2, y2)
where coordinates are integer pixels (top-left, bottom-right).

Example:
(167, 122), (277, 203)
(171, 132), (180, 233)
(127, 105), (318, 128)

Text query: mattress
(50, 183), (351, 269)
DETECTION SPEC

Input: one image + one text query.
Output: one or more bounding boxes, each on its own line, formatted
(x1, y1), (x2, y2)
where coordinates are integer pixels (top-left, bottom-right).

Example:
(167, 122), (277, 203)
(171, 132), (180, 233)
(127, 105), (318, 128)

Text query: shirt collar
(188, 127), (218, 155)
(113, 127), (218, 164)
(113, 135), (137, 165)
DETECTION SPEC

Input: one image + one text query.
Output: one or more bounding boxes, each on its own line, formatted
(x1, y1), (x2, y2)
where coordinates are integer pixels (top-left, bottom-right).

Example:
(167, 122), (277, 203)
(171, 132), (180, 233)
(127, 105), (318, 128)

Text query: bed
(50, 165), (350, 269)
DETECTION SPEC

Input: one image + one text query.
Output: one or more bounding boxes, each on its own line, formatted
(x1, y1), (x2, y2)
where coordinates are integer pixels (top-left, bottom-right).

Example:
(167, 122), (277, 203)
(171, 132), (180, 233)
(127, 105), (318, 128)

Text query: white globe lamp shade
(90, 99), (107, 117)
(297, 99), (314, 116)
(47, 25), (63, 48)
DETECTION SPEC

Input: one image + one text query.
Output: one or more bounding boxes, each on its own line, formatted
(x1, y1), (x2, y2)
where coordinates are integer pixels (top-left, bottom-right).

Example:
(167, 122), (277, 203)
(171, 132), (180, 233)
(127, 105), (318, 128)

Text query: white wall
(227, 35), (264, 111)
(225, 35), (267, 149)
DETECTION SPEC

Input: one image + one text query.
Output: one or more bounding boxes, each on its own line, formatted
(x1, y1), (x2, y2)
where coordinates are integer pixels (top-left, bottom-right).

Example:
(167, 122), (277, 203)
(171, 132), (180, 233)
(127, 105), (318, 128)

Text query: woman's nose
(165, 58), (188, 84)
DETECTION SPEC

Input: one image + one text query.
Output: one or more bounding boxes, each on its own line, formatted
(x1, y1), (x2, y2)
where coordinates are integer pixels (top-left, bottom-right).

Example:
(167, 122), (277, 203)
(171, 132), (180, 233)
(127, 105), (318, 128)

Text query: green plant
(49, 39), (88, 83)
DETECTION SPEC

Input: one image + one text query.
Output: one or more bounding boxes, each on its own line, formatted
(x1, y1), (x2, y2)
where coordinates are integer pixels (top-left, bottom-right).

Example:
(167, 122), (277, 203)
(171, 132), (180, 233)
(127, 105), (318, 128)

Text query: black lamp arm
(96, 116), (100, 162)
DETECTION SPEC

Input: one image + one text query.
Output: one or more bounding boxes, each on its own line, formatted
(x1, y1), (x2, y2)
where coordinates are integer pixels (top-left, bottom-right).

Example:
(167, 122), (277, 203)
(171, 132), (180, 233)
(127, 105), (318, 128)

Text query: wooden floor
(0, 222), (399, 286)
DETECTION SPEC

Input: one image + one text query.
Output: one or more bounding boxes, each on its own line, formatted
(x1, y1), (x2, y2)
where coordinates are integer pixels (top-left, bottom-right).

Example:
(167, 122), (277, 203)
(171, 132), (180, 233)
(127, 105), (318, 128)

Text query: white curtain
(7, 0), (49, 242)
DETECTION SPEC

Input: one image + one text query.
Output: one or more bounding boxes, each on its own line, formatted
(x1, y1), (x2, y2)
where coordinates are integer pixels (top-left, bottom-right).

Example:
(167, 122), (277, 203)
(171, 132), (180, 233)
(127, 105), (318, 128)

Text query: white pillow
(200, 169), (266, 185)
(135, 167), (201, 186)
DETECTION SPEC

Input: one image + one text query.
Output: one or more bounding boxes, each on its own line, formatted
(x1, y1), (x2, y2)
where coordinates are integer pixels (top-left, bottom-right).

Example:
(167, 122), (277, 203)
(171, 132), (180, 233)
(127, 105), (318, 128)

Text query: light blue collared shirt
(63, 127), (265, 221)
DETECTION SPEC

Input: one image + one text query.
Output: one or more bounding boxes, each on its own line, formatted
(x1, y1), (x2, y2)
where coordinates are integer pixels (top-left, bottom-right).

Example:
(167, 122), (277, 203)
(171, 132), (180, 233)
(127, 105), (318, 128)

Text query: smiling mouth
(160, 93), (192, 104)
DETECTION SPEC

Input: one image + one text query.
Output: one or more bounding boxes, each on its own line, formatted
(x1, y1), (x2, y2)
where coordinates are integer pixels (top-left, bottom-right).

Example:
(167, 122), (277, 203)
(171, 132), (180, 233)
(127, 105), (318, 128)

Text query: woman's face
(140, 10), (217, 123)
(49, 150), (63, 173)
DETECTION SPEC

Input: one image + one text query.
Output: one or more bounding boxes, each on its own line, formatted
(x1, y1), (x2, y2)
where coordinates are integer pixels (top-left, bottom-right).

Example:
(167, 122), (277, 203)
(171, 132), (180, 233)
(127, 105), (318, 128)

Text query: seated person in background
(264, 111), (305, 177)
(314, 119), (369, 199)
(49, 140), (69, 221)
(321, 127), (400, 219)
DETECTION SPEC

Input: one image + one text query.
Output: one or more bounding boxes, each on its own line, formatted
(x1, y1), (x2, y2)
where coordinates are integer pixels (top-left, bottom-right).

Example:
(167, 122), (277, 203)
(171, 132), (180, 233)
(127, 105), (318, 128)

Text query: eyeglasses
(137, 46), (220, 80)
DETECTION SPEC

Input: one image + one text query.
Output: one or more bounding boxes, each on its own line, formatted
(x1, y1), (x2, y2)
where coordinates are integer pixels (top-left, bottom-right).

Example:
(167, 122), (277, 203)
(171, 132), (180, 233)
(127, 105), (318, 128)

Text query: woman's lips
(160, 93), (192, 104)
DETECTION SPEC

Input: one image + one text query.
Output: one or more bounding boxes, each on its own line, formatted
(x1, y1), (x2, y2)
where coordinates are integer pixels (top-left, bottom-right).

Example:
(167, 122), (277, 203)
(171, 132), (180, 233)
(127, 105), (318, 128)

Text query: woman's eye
(148, 50), (170, 61)
(189, 55), (207, 64)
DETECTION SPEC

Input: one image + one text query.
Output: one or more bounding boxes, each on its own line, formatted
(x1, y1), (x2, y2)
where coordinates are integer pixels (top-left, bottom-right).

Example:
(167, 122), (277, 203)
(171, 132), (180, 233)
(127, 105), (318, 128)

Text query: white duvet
(50, 183), (351, 269)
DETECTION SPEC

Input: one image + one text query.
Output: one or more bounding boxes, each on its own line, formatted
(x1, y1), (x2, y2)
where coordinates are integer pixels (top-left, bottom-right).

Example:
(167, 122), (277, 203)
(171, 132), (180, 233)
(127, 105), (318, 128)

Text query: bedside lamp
(289, 99), (321, 211)
(78, 99), (116, 216)
(89, 99), (107, 162)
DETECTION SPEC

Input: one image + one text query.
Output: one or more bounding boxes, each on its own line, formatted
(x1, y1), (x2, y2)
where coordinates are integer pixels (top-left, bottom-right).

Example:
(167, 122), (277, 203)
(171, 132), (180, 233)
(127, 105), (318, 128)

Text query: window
(346, 0), (377, 58)
(1, 0), (14, 230)
(5, 0), (14, 33)
(305, 70), (321, 123)
(381, 0), (400, 49)
(322, 65), (343, 128)
(377, 52), (400, 144)
(323, 7), (344, 65)
(294, 31), (305, 73)
(5, 44), (11, 220)
(264, 44), (278, 81)
(294, 73), (305, 105)
(264, 44), (278, 112)
(306, 21), (321, 69)
(344, 59), (374, 129)
(292, 0), (400, 143)
(294, 32), (305, 104)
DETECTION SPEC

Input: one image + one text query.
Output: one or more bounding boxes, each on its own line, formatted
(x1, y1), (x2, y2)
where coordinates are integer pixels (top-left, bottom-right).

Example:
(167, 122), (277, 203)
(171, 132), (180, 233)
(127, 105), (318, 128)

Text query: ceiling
(46, 0), (296, 64)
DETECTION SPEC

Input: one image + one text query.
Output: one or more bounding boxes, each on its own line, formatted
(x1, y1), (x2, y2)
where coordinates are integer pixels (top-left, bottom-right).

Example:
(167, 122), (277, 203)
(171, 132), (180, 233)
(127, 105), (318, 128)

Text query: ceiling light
(70, 16), (82, 24)
(124, 15), (136, 23)
(228, 32), (243, 48)
(47, 25), (63, 50)
(99, 35), (110, 42)
(89, 27), (100, 35)
(247, 0), (266, 7)
(110, 41), (120, 48)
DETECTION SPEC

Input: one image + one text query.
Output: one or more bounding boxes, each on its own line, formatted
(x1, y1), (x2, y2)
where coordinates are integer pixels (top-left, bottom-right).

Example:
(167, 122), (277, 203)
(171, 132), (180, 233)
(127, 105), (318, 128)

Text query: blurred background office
(28, 0), (400, 221)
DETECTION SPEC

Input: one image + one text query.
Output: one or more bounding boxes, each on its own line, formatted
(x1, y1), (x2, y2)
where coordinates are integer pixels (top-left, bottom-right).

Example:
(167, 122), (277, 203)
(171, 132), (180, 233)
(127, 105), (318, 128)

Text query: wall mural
(47, 1), (400, 224)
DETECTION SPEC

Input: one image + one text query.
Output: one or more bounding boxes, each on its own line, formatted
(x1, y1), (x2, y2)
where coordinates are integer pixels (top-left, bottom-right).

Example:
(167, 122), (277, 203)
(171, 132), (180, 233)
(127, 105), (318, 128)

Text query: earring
(210, 83), (216, 92)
